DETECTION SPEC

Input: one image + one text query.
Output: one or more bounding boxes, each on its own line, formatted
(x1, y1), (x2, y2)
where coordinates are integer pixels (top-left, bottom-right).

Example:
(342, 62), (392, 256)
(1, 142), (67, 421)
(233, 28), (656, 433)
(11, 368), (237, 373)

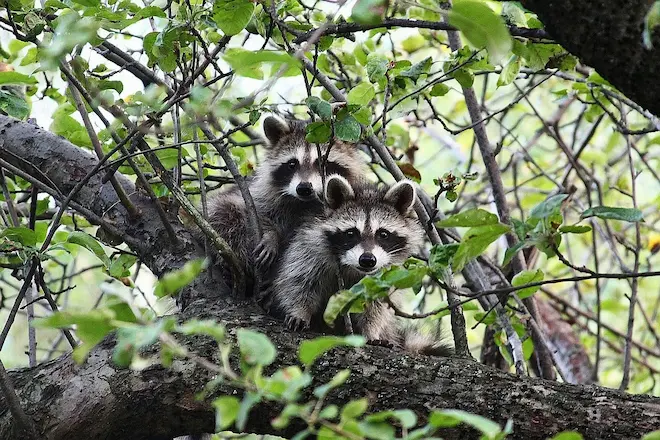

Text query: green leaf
(306, 96), (332, 120)
(33, 309), (116, 363)
(358, 420), (396, 439)
(155, 146), (189, 170)
(429, 243), (460, 275)
(511, 269), (544, 299)
(365, 409), (417, 429)
(50, 113), (92, 148)
(0, 71), (37, 86)
(299, 335), (365, 366)
(530, 194), (568, 219)
(113, 318), (174, 367)
(381, 264), (427, 289)
(643, 1), (660, 49)
(176, 319), (225, 343)
(305, 121), (331, 143)
(335, 114), (361, 142)
(324, 289), (361, 325)
(559, 225), (592, 234)
(223, 49), (300, 79)
(398, 57), (432, 83)
(0, 91), (29, 119)
(580, 206), (644, 223)
(549, 432), (584, 440)
(153, 258), (207, 298)
(642, 431), (660, 440)
(67, 231), (111, 268)
(452, 68), (474, 88)
(213, 396), (240, 430)
(497, 55), (521, 86)
(213, 0), (255, 36)
(351, 0), (387, 25)
(109, 254), (138, 278)
(341, 398), (369, 420)
(236, 392), (261, 431)
(71, 0), (100, 6)
(436, 208), (499, 228)
(429, 409), (502, 438)
(448, 0), (513, 65)
(452, 223), (510, 272)
(366, 53), (389, 82)
(0, 227), (37, 247)
(237, 329), (277, 366)
(347, 83), (376, 106)
(430, 83), (450, 96)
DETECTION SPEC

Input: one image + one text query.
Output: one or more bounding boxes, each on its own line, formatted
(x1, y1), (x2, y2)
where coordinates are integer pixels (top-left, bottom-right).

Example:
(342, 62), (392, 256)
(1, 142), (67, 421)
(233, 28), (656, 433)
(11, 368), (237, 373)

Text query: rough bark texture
(2, 298), (660, 440)
(521, 0), (660, 116)
(0, 116), (227, 300)
(1, 115), (660, 439)
(537, 298), (595, 385)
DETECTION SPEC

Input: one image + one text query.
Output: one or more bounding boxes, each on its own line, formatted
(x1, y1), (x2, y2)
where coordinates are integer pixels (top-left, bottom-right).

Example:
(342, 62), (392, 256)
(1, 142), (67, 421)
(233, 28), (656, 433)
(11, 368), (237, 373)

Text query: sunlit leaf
(452, 223), (510, 272)
(448, 0), (513, 65)
(213, 0), (255, 36)
(580, 206), (644, 223)
(67, 231), (111, 268)
(511, 269), (544, 299)
(299, 335), (365, 366)
(237, 329), (276, 366)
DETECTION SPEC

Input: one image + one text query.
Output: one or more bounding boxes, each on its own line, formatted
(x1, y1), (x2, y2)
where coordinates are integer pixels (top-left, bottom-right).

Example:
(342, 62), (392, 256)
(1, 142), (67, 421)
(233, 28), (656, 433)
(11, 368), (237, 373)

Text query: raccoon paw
(367, 339), (395, 349)
(284, 315), (310, 332)
(254, 238), (278, 268)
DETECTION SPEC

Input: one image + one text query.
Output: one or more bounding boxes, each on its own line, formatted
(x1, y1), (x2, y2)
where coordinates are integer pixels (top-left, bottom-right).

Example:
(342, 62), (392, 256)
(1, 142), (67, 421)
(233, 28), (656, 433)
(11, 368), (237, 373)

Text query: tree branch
(1, 298), (659, 440)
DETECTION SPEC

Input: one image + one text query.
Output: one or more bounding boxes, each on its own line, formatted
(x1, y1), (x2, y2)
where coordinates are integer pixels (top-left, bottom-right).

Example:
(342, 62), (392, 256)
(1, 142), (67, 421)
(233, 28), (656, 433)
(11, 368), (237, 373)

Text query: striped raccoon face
(323, 176), (423, 275)
(262, 116), (362, 202)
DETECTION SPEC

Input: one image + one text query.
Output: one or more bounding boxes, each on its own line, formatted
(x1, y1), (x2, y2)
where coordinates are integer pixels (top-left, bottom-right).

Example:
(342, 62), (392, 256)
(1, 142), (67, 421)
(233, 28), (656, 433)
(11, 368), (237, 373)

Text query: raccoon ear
(263, 116), (291, 146)
(325, 175), (355, 209)
(385, 180), (416, 214)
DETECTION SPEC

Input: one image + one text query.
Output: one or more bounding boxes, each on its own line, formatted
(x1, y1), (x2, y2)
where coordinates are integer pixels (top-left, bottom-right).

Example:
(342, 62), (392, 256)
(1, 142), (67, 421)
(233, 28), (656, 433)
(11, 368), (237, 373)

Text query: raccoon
(266, 175), (453, 355)
(205, 116), (366, 290)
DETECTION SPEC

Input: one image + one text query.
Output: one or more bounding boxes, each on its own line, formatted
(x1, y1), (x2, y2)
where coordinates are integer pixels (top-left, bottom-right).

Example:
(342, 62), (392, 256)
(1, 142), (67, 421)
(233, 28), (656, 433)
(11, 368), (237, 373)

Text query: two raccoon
(206, 116), (453, 356)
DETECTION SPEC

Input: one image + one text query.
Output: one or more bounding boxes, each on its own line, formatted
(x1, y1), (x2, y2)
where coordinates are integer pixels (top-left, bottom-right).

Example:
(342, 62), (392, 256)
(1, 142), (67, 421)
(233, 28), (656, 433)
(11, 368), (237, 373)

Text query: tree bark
(1, 119), (659, 440)
(520, 0), (660, 117)
(2, 297), (660, 440)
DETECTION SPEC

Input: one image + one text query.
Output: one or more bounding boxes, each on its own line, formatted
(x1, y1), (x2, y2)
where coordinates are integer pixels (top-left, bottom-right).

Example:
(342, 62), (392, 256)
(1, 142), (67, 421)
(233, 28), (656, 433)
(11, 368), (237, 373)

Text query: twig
(0, 359), (39, 439)
(66, 77), (140, 218)
(292, 18), (551, 44)
(620, 128), (642, 391)
(443, 19), (555, 378)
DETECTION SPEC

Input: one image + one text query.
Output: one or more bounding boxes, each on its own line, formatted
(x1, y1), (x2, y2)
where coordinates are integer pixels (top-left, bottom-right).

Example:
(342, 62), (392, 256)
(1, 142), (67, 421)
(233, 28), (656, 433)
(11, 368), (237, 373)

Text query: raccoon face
(323, 176), (422, 275)
(262, 116), (360, 202)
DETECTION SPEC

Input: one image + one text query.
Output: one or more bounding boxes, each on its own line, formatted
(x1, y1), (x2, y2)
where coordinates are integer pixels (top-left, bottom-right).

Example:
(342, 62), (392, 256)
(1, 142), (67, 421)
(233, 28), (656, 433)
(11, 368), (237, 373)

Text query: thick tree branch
(1, 298), (660, 440)
(0, 115), (226, 302)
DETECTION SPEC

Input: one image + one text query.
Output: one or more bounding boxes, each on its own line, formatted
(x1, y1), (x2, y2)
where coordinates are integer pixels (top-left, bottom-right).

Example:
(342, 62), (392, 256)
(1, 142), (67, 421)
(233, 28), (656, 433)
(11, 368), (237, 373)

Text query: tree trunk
(521, 0), (660, 117)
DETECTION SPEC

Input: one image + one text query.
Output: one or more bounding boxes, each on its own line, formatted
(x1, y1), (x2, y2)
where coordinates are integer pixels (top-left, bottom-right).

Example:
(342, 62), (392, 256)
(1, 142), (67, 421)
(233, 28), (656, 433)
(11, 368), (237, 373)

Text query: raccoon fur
(205, 116), (366, 290)
(266, 175), (453, 355)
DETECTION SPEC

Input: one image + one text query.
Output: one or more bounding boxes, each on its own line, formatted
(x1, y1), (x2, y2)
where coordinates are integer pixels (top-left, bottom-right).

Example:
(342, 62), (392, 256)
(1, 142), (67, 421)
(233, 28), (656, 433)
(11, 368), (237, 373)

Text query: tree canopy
(0, 0), (660, 439)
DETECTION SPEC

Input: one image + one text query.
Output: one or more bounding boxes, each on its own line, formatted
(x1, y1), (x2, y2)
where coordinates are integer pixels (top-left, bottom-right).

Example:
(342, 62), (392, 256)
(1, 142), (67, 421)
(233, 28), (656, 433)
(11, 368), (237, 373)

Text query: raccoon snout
(358, 252), (377, 269)
(296, 182), (314, 198)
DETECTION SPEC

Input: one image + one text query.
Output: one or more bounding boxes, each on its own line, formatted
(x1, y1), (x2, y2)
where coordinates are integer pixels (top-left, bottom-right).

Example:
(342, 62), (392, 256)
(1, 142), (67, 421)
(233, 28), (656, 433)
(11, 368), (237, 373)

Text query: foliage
(0, 0), (659, 436)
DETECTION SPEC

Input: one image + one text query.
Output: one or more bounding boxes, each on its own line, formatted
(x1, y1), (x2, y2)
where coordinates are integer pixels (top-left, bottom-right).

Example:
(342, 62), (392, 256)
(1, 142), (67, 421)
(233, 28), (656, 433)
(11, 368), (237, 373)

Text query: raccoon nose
(359, 252), (377, 269)
(296, 182), (313, 197)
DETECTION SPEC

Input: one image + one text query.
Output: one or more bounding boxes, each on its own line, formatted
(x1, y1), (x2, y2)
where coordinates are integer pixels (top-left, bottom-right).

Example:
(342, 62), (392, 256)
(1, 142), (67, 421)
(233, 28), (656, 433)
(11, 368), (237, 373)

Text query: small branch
(444, 19), (556, 379)
(620, 128), (642, 391)
(0, 359), (38, 439)
(292, 18), (551, 44)
(66, 77), (140, 219)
